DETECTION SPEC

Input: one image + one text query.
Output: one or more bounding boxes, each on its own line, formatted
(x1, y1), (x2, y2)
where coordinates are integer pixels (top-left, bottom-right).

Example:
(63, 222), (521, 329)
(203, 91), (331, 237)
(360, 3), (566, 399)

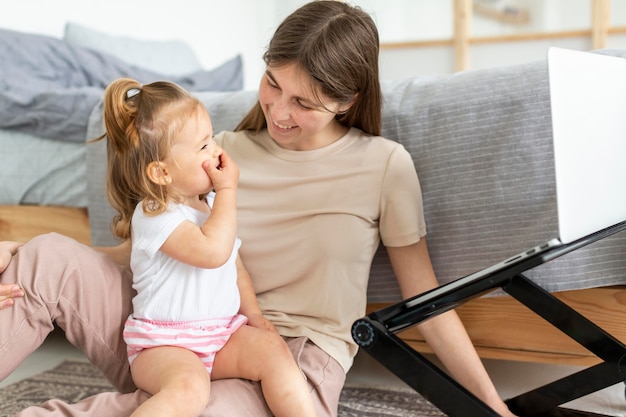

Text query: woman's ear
(146, 161), (171, 186)
(338, 93), (359, 114)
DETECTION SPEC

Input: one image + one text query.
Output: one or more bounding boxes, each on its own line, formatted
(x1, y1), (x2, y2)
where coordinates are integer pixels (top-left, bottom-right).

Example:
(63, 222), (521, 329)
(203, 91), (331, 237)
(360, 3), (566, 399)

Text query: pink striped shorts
(123, 314), (248, 373)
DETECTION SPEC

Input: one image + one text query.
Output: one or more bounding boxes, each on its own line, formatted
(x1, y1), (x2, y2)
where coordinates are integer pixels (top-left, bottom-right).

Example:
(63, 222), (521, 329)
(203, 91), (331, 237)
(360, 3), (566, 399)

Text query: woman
(1, 2), (516, 416)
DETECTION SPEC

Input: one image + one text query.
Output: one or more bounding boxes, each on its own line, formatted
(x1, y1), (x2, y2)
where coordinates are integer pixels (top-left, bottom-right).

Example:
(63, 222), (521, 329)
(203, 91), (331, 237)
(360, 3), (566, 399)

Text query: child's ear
(146, 161), (171, 186)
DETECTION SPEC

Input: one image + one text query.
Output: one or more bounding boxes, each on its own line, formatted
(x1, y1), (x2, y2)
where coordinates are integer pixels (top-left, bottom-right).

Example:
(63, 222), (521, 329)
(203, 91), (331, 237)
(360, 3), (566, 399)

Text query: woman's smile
(272, 119), (297, 132)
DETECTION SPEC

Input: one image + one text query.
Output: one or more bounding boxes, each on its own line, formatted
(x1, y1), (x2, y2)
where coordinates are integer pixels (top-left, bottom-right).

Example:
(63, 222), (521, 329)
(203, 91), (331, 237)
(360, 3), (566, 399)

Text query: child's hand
(203, 149), (239, 192)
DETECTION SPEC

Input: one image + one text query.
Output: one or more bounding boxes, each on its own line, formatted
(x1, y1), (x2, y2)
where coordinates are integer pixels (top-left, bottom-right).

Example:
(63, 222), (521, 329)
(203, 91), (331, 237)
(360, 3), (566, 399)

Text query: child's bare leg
(212, 325), (317, 417)
(129, 346), (211, 417)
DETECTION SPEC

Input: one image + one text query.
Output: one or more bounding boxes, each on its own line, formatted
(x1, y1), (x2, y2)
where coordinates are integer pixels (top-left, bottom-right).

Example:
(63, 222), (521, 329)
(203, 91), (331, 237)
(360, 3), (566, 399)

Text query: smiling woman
(258, 65), (353, 151)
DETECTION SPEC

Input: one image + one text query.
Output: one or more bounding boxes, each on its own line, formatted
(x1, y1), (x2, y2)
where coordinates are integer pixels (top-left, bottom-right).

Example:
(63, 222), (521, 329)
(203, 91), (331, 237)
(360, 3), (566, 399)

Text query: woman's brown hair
(236, 0), (381, 136)
(97, 78), (202, 239)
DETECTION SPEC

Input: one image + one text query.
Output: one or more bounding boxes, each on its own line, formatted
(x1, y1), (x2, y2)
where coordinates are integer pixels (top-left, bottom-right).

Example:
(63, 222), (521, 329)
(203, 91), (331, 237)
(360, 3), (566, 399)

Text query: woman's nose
(271, 98), (291, 121)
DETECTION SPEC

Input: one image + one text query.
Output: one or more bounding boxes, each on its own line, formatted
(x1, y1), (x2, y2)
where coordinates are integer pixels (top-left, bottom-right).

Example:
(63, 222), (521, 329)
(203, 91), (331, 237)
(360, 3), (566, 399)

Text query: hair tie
(126, 88), (141, 99)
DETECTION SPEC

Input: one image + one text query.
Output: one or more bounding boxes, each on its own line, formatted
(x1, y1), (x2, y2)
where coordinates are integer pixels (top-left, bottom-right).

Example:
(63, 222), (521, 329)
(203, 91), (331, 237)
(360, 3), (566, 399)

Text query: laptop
(411, 47), (626, 301)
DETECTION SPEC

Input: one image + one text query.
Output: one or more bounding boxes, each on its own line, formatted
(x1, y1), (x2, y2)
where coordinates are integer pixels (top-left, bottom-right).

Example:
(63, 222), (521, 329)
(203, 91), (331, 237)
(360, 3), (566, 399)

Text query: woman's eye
(297, 100), (312, 110)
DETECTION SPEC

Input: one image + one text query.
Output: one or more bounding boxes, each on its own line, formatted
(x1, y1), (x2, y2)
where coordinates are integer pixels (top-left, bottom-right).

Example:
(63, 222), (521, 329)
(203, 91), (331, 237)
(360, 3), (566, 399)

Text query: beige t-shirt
(216, 127), (426, 372)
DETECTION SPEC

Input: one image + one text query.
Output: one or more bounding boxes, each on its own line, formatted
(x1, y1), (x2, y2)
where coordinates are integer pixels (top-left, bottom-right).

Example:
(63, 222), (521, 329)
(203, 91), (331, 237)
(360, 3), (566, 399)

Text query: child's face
(164, 107), (220, 199)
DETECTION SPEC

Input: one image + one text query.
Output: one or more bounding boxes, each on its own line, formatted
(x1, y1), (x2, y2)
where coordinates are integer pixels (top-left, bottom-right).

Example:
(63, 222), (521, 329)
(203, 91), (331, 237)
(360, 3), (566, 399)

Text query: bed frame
(2, 205), (625, 367)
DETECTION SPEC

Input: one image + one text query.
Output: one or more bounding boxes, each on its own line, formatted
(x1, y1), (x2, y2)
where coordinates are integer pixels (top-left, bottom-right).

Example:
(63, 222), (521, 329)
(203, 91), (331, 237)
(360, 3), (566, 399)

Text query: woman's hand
(246, 312), (278, 333)
(0, 284), (24, 309)
(0, 241), (23, 273)
(0, 241), (25, 309)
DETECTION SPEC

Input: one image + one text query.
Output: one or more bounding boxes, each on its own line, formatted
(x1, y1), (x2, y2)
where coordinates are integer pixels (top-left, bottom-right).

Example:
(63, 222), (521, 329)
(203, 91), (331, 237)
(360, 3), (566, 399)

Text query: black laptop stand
(352, 222), (626, 417)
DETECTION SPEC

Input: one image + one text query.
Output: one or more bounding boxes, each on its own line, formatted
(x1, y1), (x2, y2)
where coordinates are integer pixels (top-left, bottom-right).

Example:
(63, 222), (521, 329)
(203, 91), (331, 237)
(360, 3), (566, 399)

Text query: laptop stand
(352, 221), (626, 417)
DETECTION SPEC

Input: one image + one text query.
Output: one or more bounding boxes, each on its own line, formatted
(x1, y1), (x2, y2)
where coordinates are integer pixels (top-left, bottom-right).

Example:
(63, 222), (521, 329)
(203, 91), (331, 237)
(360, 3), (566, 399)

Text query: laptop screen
(548, 47), (626, 243)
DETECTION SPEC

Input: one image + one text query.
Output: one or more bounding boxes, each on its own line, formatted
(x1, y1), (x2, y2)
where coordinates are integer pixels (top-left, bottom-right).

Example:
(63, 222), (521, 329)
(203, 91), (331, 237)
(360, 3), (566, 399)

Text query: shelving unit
(378, 0), (623, 72)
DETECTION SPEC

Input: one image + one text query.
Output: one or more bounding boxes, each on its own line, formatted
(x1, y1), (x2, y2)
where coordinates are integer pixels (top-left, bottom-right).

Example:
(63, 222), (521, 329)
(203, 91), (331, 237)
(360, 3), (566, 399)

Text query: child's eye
(200, 138), (215, 151)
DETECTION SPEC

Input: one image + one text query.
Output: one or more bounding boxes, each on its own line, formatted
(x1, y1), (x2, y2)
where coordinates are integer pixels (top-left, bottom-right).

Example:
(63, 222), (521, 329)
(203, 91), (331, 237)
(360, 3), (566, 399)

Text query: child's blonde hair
(97, 77), (203, 240)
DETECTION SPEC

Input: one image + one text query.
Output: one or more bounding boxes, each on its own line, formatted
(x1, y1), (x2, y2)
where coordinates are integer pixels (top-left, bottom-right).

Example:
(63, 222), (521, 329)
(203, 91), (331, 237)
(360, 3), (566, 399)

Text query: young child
(99, 77), (317, 417)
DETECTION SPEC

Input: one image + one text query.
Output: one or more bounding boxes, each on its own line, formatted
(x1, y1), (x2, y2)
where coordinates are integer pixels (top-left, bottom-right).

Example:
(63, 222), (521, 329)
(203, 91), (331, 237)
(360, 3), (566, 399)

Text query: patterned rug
(0, 360), (446, 417)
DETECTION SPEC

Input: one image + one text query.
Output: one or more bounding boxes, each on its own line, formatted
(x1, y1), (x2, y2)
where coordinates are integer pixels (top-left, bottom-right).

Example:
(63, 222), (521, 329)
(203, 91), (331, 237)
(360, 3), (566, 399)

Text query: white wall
(1, 0), (625, 89)
(0, 0), (280, 90)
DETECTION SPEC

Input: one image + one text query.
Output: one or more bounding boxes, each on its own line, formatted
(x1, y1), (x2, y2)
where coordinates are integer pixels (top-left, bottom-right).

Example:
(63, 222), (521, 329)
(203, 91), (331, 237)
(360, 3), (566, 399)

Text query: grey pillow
(0, 27), (244, 143)
(63, 22), (203, 76)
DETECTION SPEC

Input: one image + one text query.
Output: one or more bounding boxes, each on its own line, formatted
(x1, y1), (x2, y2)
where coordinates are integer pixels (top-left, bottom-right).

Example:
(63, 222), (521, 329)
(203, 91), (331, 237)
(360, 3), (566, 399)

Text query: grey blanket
(0, 28), (242, 143)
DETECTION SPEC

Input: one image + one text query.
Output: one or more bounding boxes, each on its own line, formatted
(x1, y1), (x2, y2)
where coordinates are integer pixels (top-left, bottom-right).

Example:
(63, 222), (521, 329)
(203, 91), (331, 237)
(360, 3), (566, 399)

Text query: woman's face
(258, 63), (350, 151)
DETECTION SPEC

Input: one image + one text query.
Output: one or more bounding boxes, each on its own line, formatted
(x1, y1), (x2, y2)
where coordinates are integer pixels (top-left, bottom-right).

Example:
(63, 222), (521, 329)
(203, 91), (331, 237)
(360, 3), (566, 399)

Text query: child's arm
(235, 255), (276, 332)
(161, 150), (239, 269)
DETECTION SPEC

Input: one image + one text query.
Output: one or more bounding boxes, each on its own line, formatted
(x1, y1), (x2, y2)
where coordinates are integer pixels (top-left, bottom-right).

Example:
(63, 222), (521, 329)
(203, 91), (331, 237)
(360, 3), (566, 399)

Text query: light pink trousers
(0, 233), (345, 416)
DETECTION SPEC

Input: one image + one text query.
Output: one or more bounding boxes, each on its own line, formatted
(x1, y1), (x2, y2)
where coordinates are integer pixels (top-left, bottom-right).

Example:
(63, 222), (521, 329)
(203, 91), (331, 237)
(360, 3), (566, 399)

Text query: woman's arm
(387, 239), (517, 417)
(94, 239), (132, 269)
(234, 255), (276, 332)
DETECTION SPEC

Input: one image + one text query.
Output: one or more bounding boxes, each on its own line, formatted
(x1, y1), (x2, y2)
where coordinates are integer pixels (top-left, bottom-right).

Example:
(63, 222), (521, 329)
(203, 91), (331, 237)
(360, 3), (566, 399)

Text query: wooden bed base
(2, 205), (625, 367)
